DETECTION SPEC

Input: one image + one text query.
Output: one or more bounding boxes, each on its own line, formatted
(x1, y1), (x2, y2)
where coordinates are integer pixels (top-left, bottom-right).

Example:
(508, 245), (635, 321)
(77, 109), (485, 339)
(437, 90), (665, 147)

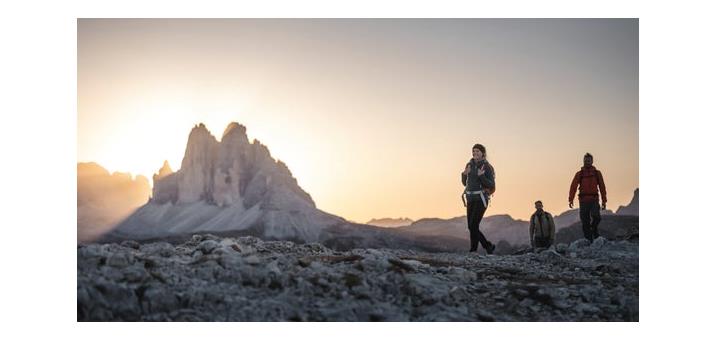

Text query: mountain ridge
(104, 122), (345, 243)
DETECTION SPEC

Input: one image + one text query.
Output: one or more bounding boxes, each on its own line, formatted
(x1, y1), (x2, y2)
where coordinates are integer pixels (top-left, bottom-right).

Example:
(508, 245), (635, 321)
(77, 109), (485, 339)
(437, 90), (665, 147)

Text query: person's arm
(548, 213), (556, 244)
(569, 171), (580, 205)
(478, 164), (495, 189)
(461, 163), (469, 186)
(597, 170), (607, 204)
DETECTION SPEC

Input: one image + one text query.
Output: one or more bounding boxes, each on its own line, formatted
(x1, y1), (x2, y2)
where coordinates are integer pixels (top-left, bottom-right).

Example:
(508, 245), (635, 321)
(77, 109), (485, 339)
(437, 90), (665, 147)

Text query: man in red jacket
(569, 153), (607, 242)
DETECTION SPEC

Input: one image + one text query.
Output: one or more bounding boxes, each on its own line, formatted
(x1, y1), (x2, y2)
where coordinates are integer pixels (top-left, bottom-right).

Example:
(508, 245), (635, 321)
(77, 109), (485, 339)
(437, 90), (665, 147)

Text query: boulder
(568, 239), (591, 252)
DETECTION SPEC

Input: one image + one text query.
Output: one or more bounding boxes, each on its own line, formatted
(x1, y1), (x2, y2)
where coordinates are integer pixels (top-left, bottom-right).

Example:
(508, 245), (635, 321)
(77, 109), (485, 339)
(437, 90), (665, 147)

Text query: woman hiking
(461, 143), (496, 254)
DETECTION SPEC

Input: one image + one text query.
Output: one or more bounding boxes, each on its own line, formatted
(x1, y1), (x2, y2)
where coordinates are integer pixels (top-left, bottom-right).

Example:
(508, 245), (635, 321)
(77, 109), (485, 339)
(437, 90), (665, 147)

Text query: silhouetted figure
(530, 200), (555, 249)
(569, 153), (607, 242)
(461, 143), (496, 254)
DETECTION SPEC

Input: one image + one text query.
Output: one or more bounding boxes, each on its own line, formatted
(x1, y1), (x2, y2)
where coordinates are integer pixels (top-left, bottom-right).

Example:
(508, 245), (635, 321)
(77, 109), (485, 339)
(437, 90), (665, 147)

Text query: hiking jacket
(530, 210), (555, 246)
(569, 166), (607, 204)
(461, 159), (495, 203)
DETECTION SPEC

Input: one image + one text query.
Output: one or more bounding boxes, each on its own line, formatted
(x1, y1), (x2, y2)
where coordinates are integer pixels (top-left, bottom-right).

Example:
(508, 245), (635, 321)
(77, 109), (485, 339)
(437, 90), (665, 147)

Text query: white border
(3, 0), (717, 338)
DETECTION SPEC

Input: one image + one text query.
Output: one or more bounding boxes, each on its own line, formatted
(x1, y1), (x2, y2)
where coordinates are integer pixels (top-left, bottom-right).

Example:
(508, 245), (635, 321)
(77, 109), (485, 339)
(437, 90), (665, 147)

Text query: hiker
(529, 200), (555, 249)
(461, 143), (496, 254)
(568, 152), (607, 242)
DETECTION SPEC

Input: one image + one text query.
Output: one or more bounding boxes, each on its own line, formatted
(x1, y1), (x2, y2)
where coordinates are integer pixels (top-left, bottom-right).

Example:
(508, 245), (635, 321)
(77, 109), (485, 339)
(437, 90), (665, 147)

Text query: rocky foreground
(78, 235), (638, 321)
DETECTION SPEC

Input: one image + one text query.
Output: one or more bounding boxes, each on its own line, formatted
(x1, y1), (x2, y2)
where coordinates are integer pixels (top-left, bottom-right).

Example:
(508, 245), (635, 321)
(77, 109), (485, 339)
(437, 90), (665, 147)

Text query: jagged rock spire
(157, 160), (173, 178)
(150, 122), (314, 208)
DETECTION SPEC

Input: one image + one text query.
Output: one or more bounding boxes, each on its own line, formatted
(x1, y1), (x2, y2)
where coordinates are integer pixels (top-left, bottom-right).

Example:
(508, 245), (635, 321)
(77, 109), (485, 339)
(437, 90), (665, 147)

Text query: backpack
(484, 162), (496, 196)
(577, 167), (600, 197)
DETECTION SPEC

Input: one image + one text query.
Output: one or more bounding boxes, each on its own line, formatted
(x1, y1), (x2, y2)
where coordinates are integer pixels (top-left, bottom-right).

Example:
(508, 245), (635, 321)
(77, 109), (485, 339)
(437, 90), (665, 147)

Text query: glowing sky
(78, 19), (638, 222)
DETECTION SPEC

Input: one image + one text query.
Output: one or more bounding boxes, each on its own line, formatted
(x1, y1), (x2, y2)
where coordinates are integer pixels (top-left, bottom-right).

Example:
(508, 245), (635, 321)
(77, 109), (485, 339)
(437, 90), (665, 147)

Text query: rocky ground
(77, 235), (638, 321)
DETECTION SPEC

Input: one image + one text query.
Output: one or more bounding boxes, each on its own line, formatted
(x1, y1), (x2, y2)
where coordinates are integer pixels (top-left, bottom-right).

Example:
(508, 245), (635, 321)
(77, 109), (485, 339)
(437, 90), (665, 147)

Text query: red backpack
(578, 168), (600, 196)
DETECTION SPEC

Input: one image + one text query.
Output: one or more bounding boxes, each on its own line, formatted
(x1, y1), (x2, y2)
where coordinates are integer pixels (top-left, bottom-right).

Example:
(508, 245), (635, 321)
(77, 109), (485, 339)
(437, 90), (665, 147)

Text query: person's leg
(467, 200), (478, 251)
(579, 202), (593, 242)
(590, 202), (602, 239)
(535, 237), (549, 248)
(474, 200), (493, 251)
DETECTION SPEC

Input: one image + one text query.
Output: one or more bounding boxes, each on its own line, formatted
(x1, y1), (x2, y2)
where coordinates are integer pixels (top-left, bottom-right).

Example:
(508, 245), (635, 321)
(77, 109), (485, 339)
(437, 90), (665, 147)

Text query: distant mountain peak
(156, 160), (173, 177)
(616, 188), (639, 216)
(190, 122), (211, 136)
(366, 217), (414, 228)
(77, 162), (110, 177)
(222, 122), (247, 139)
(77, 162), (151, 242)
(109, 122), (343, 242)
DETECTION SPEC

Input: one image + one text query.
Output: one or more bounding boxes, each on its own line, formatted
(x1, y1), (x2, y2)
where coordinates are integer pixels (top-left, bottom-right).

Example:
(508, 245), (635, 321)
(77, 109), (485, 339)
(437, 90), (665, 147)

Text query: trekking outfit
(530, 210), (555, 248)
(569, 165), (607, 242)
(461, 159), (496, 253)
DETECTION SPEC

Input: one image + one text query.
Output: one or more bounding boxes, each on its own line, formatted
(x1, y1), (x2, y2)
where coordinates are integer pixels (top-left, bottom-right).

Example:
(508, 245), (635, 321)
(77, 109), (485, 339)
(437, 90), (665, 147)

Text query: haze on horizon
(78, 19), (638, 222)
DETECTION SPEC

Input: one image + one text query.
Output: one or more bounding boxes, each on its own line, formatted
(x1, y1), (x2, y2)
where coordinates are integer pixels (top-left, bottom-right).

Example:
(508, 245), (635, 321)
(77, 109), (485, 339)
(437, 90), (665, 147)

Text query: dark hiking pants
(579, 200), (601, 242)
(467, 199), (493, 251)
(534, 236), (552, 248)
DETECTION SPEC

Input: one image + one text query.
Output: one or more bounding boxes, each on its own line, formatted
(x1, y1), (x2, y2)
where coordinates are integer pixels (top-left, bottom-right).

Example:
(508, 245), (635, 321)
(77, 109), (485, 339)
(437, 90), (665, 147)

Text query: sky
(77, 19), (638, 222)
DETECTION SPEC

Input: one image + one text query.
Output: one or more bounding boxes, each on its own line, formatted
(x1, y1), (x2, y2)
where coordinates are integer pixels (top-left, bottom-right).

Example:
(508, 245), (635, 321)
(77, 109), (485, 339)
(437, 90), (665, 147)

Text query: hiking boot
(486, 242), (496, 255)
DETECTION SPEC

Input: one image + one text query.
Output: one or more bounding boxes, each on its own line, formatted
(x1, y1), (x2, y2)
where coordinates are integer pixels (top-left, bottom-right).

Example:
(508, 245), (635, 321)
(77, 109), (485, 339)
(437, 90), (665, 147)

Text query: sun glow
(80, 91), (253, 185)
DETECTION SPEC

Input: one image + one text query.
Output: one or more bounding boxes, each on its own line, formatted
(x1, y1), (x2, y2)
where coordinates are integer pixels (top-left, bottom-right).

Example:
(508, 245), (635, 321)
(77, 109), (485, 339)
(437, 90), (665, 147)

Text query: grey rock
(140, 242), (175, 257)
(79, 244), (111, 258)
(121, 240), (141, 249)
(577, 303), (601, 314)
(78, 235), (638, 321)
(538, 249), (563, 259)
(106, 252), (133, 268)
(568, 239), (591, 252)
(402, 259), (429, 271)
(122, 264), (148, 282)
(142, 286), (179, 313)
(514, 288), (530, 298)
(232, 243), (256, 255)
(446, 266), (476, 282)
(87, 280), (140, 320)
(244, 255), (261, 265)
(555, 243), (568, 253)
(591, 236), (608, 248)
(198, 240), (219, 254)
